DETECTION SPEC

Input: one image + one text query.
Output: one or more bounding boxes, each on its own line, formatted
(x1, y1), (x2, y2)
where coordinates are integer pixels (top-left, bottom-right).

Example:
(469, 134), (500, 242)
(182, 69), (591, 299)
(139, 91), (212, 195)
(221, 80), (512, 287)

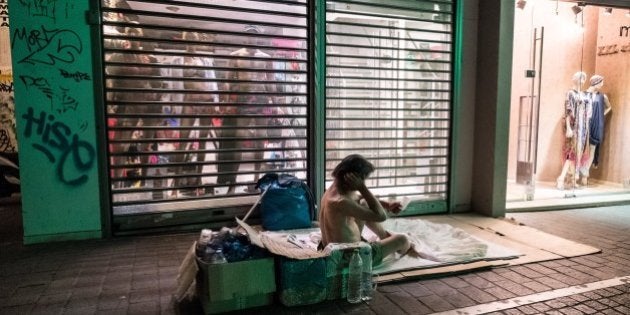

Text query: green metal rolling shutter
(325, 0), (453, 214)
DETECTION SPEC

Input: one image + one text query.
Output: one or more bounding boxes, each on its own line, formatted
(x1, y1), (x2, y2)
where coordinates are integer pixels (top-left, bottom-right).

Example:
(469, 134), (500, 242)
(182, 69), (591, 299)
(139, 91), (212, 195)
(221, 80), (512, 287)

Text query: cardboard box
(196, 257), (276, 314)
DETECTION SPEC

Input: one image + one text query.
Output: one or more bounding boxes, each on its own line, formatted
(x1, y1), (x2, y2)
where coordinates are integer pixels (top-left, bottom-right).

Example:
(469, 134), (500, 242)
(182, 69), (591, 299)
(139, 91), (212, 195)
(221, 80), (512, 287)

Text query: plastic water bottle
(347, 249), (362, 304)
(209, 248), (228, 264)
(196, 229), (212, 257)
(361, 250), (373, 301)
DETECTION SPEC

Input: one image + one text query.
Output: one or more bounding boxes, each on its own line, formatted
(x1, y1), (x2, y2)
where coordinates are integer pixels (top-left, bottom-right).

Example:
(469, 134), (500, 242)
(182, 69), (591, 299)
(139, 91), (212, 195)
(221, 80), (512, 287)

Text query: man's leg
(365, 221), (415, 259)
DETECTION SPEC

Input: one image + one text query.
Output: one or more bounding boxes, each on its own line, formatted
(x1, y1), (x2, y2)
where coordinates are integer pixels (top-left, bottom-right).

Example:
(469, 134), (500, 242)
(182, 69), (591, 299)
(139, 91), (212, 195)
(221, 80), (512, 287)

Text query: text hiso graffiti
(22, 107), (95, 185)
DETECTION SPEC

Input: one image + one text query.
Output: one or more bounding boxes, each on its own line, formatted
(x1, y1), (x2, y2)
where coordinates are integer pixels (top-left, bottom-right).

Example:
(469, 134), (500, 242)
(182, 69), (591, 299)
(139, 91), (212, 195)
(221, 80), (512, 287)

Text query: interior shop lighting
(516, 0), (526, 10)
(572, 5), (583, 15)
(604, 7), (613, 15)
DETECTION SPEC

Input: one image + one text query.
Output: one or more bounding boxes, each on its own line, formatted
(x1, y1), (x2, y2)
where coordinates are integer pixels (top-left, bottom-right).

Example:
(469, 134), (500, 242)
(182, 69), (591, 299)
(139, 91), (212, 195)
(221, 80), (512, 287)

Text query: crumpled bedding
(374, 218), (489, 262)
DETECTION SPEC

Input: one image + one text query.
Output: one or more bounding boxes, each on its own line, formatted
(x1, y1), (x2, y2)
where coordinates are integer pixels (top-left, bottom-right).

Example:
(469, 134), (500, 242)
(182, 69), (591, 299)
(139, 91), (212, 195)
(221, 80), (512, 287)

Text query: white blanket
(364, 218), (521, 274)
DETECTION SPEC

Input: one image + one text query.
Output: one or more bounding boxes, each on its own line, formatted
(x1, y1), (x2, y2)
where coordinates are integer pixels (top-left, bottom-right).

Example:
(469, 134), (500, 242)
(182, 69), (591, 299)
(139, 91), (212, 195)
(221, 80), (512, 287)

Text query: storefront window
(508, 1), (630, 209)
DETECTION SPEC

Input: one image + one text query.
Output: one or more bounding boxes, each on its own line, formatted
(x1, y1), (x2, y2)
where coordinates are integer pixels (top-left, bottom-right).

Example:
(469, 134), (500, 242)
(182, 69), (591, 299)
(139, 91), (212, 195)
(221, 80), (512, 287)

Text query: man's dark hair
(331, 154), (375, 182)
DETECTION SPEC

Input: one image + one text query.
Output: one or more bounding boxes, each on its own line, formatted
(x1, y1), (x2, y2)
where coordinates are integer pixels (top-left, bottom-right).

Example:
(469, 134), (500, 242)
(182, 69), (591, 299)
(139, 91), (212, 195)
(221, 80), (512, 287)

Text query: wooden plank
(400, 260), (498, 278)
(374, 273), (405, 284)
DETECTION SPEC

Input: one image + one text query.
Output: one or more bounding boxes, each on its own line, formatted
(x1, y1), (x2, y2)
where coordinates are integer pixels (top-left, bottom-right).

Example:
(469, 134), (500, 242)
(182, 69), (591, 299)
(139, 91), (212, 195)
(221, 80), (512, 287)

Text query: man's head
(332, 154), (375, 189)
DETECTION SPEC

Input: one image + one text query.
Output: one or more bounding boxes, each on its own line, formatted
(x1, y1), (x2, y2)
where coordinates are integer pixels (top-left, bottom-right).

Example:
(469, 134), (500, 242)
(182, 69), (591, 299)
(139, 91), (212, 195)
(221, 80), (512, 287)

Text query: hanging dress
(588, 91), (606, 168)
(562, 89), (590, 172)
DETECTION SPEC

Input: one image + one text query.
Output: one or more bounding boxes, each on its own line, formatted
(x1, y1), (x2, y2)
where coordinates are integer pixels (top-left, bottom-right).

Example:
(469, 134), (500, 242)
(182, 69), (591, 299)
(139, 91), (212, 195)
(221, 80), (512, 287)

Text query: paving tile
(62, 306), (98, 315)
(461, 274), (494, 289)
(37, 292), (71, 305)
(536, 275), (570, 289)
(440, 276), (470, 289)
(530, 302), (553, 313)
(127, 300), (160, 314)
(613, 306), (630, 314)
(399, 282), (433, 297)
(547, 272), (582, 286)
(521, 280), (552, 293)
(383, 290), (433, 315)
(458, 285), (496, 303)
(476, 270), (508, 282)
(516, 304), (541, 315)
(545, 298), (567, 309)
(573, 304), (598, 314)
(503, 308), (525, 315)
(523, 263), (557, 275)
(512, 265), (545, 278)
(31, 302), (65, 315)
(422, 279), (458, 296)
(483, 285), (516, 300)
(443, 291), (476, 308)
(558, 307), (585, 315)
(498, 270), (531, 283)
(494, 279), (536, 296)
(416, 294), (454, 312)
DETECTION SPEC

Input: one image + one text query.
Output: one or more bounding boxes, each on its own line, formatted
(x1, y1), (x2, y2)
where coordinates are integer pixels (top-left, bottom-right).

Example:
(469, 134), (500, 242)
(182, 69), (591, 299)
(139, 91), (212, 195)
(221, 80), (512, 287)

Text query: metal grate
(325, 0), (453, 206)
(101, 0), (310, 216)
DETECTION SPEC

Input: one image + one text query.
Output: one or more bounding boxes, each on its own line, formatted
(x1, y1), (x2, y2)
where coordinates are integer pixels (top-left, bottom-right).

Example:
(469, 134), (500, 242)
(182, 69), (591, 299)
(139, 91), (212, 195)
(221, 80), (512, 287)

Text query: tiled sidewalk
(1, 198), (628, 314)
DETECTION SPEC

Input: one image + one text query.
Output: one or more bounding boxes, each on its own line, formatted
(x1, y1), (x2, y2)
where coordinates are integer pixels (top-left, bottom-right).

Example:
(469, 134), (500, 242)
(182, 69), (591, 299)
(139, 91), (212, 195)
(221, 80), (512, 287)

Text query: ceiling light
(572, 5), (583, 15)
(516, 0), (526, 10)
(604, 7), (612, 15)
(165, 6), (180, 12)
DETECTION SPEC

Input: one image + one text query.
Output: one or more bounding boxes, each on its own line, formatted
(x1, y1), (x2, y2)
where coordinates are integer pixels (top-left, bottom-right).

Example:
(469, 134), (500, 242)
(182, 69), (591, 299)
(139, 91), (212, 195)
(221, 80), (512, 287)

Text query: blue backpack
(255, 173), (315, 231)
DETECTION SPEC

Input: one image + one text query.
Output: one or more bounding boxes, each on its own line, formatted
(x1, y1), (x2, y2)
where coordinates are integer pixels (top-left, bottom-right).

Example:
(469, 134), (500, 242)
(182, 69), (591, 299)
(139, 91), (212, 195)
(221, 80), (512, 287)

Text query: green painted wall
(9, 0), (102, 243)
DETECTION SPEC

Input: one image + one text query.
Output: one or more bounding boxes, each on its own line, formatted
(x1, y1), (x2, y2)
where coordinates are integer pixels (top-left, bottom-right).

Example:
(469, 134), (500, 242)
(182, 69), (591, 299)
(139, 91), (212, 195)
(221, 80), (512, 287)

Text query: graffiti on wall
(0, 71), (16, 152)
(11, 0), (95, 185)
(16, 0), (76, 23)
(12, 26), (82, 66)
(0, 0), (8, 28)
(21, 107), (95, 185)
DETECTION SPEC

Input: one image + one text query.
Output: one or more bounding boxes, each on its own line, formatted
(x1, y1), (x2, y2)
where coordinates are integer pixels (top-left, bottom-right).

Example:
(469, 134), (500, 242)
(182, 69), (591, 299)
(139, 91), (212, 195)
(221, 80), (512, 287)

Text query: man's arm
(339, 173), (387, 222)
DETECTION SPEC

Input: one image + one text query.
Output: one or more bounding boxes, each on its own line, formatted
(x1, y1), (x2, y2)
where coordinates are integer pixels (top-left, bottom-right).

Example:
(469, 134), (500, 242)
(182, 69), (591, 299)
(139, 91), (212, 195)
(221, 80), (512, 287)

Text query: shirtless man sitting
(319, 154), (419, 266)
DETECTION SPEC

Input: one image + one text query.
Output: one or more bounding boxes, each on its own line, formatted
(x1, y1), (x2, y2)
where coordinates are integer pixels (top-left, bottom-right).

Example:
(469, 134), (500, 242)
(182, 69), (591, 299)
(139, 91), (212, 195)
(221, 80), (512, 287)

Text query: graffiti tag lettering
(0, 81), (13, 92)
(21, 107), (95, 185)
(20, 75), (79, 113)
(17, 0), (58, 21)
(59, 69), (91, 82)
(12, 26), (82, 65)
(0, 0), (8, 28)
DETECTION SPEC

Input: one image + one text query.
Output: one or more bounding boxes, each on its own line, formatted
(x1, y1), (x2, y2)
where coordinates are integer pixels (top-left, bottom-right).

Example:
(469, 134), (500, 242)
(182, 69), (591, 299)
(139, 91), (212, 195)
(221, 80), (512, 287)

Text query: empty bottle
(209, 248), (228, 264)
(361, 249), (373, 301)
(347, 249), (362, 304)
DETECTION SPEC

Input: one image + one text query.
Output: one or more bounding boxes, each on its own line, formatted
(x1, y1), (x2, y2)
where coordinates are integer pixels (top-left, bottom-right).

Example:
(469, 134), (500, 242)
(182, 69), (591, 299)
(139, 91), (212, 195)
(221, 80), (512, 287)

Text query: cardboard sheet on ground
(237, 215), (599, 280)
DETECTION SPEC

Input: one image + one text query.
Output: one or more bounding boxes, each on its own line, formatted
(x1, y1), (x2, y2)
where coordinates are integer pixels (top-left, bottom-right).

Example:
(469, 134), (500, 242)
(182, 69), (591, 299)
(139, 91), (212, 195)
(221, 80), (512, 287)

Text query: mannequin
(556, 71), (589, 190)
(218, 25), (276, 194)
(175, 32), (219, 196)
(581, 75), (612, 186)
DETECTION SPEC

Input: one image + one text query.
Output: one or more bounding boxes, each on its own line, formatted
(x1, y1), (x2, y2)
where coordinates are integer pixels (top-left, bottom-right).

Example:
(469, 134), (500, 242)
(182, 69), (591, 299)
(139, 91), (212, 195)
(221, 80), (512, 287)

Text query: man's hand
(344, 172), (365, 191)
(384, 201), (403, 214)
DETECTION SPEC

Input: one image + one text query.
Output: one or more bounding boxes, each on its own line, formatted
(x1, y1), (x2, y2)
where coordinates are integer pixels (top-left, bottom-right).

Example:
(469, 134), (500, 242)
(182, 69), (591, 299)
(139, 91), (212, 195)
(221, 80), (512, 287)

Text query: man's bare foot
(404, 244), (422, 258)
